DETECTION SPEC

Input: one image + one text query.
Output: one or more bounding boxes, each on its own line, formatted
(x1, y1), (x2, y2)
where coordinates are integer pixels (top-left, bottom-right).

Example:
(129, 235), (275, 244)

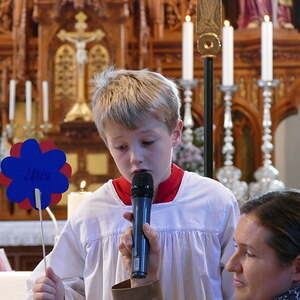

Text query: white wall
(275, 109), (300, 189)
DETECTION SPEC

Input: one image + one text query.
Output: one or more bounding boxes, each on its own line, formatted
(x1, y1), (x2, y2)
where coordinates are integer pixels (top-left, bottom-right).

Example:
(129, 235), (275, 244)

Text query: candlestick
(216, 85), (248, 204)
(42, 81), (49, 122)
(261, 15), (273, 81)
(25, 80), (32, 123)
(178, 79), (198, 144)
(182, 15), (194, 80)
(222, 21), (234, 86)
(249, 80), (284, 197)
(9, 80), (16, 122)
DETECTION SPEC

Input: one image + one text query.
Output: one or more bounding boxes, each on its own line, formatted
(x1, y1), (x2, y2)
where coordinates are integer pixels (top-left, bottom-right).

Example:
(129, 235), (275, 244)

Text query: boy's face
(105, 115), (182, 191)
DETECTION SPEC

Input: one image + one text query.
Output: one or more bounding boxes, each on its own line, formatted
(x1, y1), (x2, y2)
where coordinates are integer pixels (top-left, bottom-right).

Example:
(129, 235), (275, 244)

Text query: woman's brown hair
(241, 189), (300, 265)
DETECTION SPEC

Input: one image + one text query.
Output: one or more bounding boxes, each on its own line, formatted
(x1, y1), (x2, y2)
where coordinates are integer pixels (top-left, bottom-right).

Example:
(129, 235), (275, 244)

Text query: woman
(113, 189), (300, 300)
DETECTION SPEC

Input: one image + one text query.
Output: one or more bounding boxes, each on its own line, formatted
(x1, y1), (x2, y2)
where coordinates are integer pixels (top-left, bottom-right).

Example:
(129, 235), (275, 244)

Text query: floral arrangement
(173, 127), (204, 175)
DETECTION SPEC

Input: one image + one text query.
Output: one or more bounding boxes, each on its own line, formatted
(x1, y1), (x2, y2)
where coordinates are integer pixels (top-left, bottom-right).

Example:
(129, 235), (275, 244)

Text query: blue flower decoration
(0, 139), (71, 210)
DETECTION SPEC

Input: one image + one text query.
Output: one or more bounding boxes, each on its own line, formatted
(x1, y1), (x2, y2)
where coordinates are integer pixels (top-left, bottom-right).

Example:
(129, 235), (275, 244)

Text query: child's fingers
(34, 267), (65, 300)
(33, 277), (56, 295)
(119, 226), (133, 253)
(143, 223), (160, 253)
(34, 275), (56, 289)
(46, 267), (61, 285)
(123, 212), (134, 223)
(119, 242), (131, 258)
(33, 291), (56, 300)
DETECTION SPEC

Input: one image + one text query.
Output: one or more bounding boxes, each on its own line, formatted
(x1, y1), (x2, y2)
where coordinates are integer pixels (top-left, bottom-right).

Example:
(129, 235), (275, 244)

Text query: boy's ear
(171, 120), (183, 147)
(292, 255), (300, 283)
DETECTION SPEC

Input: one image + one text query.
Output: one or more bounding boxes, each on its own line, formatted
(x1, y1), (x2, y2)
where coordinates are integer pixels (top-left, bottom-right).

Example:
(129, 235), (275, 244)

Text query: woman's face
(226, 214), (297, 300)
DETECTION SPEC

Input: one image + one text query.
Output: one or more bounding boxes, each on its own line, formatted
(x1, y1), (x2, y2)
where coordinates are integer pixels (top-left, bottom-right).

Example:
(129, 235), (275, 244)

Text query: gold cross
(57, 12), (104, 44)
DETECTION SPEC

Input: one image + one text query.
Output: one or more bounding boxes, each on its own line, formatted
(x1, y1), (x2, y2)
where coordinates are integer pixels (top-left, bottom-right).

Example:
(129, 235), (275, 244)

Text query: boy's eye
(142, 140), (155, 146)
(115, 145), (127, 151)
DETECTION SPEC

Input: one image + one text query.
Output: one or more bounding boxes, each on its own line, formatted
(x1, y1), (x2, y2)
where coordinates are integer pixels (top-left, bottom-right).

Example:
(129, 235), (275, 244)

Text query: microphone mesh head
(131, 172), (154, 198)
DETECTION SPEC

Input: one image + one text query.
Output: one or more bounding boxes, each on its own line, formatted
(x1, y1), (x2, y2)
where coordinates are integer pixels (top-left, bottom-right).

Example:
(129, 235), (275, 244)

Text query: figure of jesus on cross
(57, 12), (105, 122)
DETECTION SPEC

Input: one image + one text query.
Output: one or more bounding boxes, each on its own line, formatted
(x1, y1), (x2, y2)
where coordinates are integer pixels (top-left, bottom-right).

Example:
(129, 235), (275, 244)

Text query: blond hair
(92, 67), (181, 141)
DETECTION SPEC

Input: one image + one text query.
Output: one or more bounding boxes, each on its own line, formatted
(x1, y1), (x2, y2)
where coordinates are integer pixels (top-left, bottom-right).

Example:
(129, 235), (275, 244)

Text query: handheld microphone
(131, 172), (154, 278)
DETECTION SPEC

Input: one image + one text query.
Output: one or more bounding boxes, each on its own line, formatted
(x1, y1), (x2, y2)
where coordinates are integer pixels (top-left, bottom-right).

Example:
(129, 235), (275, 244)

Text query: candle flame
(80, 180), (86, 191)
(185, 15), (191, 22)
(264, 15), (270, 22)
(224, 20), (230, 27)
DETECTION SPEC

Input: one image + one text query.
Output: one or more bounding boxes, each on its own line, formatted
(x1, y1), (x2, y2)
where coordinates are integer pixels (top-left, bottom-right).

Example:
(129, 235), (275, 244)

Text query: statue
(238, 0), (294, 29)
(57, 12), (105, 122)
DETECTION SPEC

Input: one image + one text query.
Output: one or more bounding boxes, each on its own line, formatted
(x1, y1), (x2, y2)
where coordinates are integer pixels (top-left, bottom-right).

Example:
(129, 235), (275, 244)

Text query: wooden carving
(87, 44), (110, 100)
(0, 0), (13, 33)
(138, 0), (150, 68)
(54, 45), (77, 101)
(53, 0), (107, 18)
(12, 0), (27, 80)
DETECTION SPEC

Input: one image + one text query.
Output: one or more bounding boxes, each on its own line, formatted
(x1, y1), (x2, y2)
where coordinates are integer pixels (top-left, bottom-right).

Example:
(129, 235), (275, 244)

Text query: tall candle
(67, 181), (92, 219)
(25, 80), (32, 122)
(42, 81), (49, 122)
(67, 191), (92, 219)
(182, 15), (194, 80)
(9, 80), (16, 121)
(222, 20), (234, 86)
(261, 15), (273, 81)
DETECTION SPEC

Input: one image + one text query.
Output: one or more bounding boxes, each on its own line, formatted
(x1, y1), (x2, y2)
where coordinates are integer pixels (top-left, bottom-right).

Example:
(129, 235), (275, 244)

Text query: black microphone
(131, 172), (154, 278)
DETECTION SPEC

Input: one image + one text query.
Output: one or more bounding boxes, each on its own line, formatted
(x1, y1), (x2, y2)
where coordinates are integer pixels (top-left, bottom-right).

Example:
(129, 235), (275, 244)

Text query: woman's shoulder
(274, 285), (300, 300)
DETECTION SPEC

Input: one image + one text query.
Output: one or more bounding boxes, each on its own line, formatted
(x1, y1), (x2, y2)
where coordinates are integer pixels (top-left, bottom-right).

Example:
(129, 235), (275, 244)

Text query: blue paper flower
(0, 139), (71, 210)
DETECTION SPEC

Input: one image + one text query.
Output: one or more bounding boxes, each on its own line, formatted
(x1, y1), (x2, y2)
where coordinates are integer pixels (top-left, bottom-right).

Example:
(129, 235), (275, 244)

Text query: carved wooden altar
(0, 0), (299, 220)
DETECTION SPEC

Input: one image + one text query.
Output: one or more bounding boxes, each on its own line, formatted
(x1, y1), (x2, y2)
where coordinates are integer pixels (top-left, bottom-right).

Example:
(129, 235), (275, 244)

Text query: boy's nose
(129, 147), (143, 164)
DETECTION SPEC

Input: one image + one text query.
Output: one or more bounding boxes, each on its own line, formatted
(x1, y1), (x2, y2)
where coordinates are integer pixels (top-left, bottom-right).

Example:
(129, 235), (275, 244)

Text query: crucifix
(57, 12), (105, 122)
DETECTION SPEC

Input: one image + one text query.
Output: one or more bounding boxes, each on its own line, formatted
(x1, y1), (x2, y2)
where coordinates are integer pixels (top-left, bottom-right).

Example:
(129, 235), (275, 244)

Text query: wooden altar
(0, 0), (299, 221)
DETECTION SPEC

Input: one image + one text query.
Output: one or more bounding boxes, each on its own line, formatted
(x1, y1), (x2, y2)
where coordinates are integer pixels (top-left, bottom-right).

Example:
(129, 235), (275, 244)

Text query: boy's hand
(119, 212), (161, 288)
(33, 267), (65, 300)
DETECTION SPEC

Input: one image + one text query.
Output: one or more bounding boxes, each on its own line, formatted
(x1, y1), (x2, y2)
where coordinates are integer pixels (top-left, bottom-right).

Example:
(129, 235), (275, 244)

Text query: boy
(27, 67), (239, 299)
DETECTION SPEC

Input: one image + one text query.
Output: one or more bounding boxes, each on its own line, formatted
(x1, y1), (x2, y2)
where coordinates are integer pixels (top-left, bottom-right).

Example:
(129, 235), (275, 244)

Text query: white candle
(25, 80), (32, 122)
(222, 20), (234, 86)
(261, 15), (273, 81)
(42, 81), (49, 122)
(9, 80), (16, 121)
(67, 181), (91, 219)
(182, 15), (194, 80)
(67, 191), (92, 219)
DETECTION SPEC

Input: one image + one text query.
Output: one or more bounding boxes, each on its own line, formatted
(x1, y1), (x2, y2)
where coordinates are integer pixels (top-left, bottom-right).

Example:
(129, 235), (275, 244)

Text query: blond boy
(27, 67), (239, 300)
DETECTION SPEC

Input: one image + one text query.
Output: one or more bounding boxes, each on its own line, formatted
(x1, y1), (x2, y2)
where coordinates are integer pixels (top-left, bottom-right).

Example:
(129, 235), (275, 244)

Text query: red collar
(112, 164), (184, 205)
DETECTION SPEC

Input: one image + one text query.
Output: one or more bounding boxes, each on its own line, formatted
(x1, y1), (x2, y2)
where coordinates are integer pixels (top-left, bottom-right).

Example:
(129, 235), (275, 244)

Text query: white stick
(35, 188), (47, 273)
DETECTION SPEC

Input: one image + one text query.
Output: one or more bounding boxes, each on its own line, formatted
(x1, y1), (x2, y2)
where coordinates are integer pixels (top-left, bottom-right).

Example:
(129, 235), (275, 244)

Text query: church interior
(0, 0), (300, 273)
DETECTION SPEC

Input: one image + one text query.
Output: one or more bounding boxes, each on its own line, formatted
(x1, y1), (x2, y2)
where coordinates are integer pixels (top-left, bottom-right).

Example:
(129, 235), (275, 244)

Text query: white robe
(26, 171), (239, 300)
